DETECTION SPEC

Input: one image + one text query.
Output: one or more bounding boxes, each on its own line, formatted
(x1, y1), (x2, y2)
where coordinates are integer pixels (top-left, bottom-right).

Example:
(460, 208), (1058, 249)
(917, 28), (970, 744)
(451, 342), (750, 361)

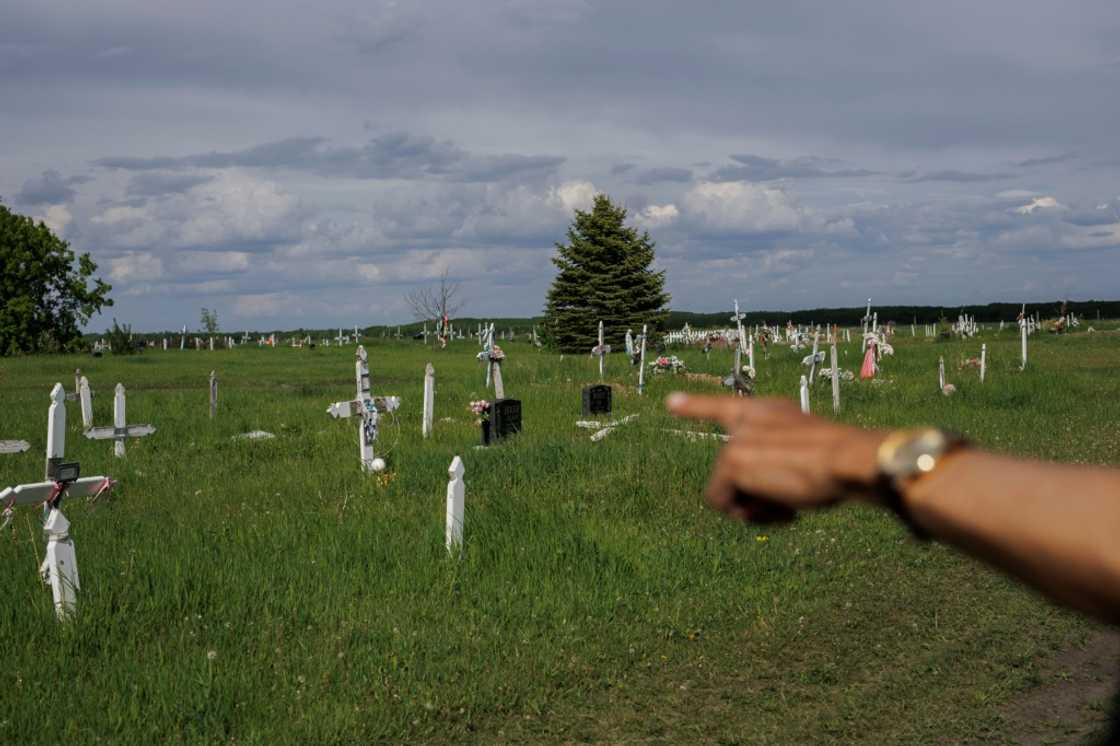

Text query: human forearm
(902, 451), (1120, 623)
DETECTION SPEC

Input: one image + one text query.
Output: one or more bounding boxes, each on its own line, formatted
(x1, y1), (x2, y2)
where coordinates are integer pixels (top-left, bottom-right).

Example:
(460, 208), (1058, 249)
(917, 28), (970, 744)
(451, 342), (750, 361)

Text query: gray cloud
(628, 167), (693, 184)
(1015, 152), (1077, 168)
(710, 155), (877, 182)
(125, 171), (215, 196)
(902, 170), (1014, 183)
(96, 133), (564, 183)
(14, 169), (89, 205)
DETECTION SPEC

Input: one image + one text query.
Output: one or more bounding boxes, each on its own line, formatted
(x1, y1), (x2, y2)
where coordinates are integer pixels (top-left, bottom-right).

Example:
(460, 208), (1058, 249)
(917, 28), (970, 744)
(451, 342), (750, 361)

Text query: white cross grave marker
(445, 456), (465, 555)
(84, 384), (156, 457)
(799, 375), (810, 415)
(477, 324), (506, 399)
(0, 384), (115, 619)
(326, 346), (400, 473)
(732, 299), (747, 354)
(591, 320), (611, 380)
(422, 363), (435, 439)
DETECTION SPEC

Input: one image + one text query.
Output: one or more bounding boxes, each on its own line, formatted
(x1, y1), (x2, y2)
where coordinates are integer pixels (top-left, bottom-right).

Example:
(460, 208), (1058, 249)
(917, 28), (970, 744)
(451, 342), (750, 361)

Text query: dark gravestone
(491, 398), (522, 440)
(581, 384), (612, 417)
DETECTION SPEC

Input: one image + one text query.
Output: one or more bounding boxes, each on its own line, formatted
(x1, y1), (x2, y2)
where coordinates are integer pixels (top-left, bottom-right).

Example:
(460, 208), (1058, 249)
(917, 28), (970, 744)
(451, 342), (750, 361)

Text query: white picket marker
(445, 456), (465, 555)
(830, 342), (840, 414)
(1020, 320), (1028, 370)
(980, 344), (987, 383)
(422, 363), (435, 438)
(748, 335), (755, 374)
(78, 376), (93, 431)
(799, 375), (810, 414)
(492, 358), (505, 401)
(209, 371), (218, 419)
(938, 357), (946, 392)
(46, 383), (66, 478)
(113, 384), (127, 457)
(637, 324), (648, 395)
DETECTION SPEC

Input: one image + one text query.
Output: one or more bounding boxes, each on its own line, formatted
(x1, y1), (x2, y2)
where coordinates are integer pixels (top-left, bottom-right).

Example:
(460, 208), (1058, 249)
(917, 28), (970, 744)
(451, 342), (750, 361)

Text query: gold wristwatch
(876, 428), (966, 539)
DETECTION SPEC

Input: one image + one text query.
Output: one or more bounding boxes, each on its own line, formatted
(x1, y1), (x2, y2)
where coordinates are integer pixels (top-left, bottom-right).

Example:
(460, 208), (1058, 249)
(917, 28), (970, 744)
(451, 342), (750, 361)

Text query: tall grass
(1, 325), (1117, 743)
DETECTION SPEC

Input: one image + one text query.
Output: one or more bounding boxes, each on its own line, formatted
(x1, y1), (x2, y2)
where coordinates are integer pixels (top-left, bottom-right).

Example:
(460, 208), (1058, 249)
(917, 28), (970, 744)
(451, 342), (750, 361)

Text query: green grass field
(2, 325), (1119, 744)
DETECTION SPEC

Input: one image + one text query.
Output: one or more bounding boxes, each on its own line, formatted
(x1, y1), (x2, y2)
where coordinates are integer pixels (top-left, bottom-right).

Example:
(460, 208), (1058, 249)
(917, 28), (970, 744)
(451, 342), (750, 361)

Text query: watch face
(885, 429), (947, 479)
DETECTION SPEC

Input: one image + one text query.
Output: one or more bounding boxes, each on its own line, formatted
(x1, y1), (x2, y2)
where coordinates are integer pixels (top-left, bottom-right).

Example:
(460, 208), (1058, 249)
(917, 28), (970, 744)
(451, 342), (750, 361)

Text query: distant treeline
(665, 300), (1120, 329)
(90, 302), (1117, 343)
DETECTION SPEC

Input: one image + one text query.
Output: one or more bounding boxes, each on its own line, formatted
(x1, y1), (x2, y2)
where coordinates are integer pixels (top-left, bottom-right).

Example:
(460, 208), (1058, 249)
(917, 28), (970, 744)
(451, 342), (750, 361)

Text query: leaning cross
(84, 383), (156, 457)
(591, 320), (611, 381)
(326, 345), (400, 473)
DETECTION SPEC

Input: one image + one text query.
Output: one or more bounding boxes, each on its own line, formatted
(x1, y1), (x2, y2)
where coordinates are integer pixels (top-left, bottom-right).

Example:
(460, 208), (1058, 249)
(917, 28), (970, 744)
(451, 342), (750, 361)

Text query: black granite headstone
(491, 398), (522, 440)
(581, 384), (612, 417)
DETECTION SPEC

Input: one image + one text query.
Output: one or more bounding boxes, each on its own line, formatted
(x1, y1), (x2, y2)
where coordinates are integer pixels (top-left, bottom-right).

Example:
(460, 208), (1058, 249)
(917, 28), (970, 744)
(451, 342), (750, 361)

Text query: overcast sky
(4, 0), (1119, 331)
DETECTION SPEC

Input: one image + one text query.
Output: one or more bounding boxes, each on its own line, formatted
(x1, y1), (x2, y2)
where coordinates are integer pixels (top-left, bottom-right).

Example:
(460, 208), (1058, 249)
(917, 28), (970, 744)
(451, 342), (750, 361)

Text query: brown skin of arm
(898, 450), (1120, 625)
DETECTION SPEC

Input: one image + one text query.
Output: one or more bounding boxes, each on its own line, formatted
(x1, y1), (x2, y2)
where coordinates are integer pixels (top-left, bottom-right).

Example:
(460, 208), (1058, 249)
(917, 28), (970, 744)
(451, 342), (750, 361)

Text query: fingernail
(666, 392), (687, 410)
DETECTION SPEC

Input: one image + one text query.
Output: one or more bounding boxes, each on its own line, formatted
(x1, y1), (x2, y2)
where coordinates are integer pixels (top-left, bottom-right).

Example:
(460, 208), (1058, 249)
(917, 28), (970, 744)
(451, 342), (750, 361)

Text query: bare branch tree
(404, 269), (465, 340)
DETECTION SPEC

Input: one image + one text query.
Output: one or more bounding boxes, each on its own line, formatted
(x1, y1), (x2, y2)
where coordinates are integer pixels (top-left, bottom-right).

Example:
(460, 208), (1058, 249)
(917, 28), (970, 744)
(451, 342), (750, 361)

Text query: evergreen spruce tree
(543, 194), (669, 352)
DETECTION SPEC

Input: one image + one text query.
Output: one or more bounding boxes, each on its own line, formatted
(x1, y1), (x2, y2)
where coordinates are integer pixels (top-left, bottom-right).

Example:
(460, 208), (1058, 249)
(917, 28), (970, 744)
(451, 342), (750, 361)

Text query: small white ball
(371, 458), (387, 472)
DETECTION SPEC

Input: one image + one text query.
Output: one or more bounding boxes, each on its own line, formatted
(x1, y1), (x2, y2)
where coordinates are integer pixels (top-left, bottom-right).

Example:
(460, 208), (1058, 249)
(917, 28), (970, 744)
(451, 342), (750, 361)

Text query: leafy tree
(543, 194), (669, 352)
(200, 307), (219, 334)
(0, 202), (112, 355)
(106, 318), (141, 355)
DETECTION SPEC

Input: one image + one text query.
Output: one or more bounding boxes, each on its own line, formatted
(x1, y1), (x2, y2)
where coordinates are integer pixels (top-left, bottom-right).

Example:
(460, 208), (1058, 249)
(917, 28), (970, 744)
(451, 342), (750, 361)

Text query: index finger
(665, 392), (741, 427)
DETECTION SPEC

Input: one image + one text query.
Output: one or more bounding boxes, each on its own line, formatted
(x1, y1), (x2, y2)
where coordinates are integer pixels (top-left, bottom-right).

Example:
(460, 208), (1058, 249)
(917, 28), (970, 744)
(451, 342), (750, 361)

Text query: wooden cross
(0, 384), (114, 619)
(326, 346), (400, 473)
(84, 383), (157, 457)
(591, 320), (611, 381)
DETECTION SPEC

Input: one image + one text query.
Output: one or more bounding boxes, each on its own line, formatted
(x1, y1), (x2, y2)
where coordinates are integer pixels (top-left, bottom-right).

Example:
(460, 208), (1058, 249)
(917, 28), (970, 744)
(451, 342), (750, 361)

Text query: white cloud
(683, 181), (802, 233)
(634, 203), (679, 229)
(109, 252), (164, 283)
(1014, 195), (1063, 214)
(36, 205), (72, 236)
(550, 180), (597, 213)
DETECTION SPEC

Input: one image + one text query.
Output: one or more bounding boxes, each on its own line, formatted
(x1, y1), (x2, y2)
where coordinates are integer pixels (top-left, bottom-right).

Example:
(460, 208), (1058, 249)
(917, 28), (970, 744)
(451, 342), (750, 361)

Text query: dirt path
(997, 628), (1120, 745)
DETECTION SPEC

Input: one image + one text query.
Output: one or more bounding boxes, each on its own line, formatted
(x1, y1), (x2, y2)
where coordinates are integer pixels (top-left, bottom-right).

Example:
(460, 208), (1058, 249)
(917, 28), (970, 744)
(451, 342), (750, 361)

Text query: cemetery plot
(0, 324), (1117, 743)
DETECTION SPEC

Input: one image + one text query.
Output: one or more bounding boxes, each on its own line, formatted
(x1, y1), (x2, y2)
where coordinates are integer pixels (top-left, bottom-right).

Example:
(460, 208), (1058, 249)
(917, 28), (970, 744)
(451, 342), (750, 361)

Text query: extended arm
(667, 393), (1120, 624)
